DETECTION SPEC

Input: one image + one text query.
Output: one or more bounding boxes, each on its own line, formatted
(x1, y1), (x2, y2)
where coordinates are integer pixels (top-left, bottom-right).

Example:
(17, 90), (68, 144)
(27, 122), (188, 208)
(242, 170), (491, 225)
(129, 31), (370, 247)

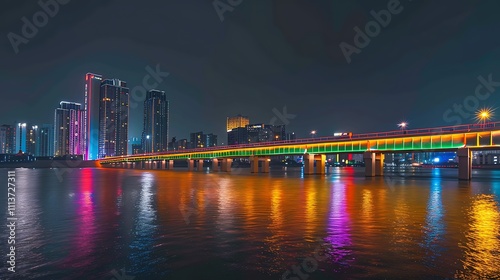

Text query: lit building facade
(227, 114), (249, 132)
(141, 89), (169, 153)
(84, 73), (103, 160)
(38, 124), (54, 156)
(54, 102), (84, 156)
(15, 123), (27, 154)
(99, 79), (129, 158)
(0, 124), (16, 154)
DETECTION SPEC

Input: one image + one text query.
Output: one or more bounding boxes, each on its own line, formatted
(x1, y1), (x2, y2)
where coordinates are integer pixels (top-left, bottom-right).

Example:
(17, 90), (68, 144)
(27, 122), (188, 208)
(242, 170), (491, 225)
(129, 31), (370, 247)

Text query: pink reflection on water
(325, 180), (353, 269)
(62, 169), (95, 268)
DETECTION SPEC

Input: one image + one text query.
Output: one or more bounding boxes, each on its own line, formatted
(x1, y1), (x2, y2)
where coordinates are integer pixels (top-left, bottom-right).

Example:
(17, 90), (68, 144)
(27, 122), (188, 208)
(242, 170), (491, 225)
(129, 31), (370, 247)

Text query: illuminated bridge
(99, 122), (500, 180)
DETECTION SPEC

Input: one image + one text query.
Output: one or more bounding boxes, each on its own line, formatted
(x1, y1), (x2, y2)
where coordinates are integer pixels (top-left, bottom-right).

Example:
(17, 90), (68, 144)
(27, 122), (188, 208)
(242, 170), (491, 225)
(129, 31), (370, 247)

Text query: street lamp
(475, 108), (494, 126)
(146, 135), (150, 153)
(310, 130), (317, 138)
(398, 122), (408, 131)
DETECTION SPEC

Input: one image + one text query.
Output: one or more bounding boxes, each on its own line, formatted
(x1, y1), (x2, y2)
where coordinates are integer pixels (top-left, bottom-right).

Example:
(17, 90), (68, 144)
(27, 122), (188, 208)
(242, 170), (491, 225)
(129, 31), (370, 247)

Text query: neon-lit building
(15, 123), (27, 154)
(0, 124), (16, 154)
(54, 102), (84, 156)
(84, 73), (103, 160)
(227, 114), (249, 132)
(141, 89), (169, 153)
(98, 79), (129, 158)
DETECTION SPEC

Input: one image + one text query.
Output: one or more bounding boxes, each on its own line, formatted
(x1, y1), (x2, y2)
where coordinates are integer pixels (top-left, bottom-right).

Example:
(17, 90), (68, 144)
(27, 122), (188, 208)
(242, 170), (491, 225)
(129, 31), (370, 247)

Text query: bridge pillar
(167, 160), (174, 170)
(304, 154), (326, 175)
(250, 156), (259, 173)
(364, 152), (376, 177)
(187, 159), (194, 171)
(458, 148), (472, 180)
(197, 160), (204, 171)
(212, 159), (219, 172)
(221, 158), (233, 172)
(152, 161), (157, 170)
(375, 153), (384, 176)
(250, 156), (271, 173)
(262, 158), (270, 173)
(161, 160), (166, 169)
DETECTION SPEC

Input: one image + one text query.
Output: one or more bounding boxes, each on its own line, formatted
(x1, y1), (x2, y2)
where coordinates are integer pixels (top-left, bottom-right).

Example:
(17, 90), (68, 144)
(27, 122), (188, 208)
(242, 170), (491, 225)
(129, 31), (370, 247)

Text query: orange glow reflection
(456, 194), (500, 279)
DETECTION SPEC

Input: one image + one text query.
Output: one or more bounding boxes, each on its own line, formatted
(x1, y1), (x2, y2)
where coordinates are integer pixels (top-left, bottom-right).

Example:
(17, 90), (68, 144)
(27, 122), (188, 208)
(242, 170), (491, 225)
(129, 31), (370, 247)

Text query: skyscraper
(99, 79), (129, 158)
(26, 125), (38, 155)
(54, 102), (84, 156)
(15, 123), (27, 154)
(38, 124), (54, 156)
(227, 114), (249, 132)
(0, 124), (15, 154)
(190, 131), (204, 148)
(84, 73), (103, 160)
(141, 89), (169, 153)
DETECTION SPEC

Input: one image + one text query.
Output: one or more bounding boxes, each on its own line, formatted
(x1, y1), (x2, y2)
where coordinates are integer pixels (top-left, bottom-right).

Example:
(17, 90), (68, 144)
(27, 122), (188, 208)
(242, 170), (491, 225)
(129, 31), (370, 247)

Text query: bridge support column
(221, 158), (233, 172)
(304, 154), (326, 175)
(250, 156), (259, 173)
(458, 148), (472, 180)
(167, 160), (174, 170)
(262, 158), (270, 173)
(161, 160), (166, 169)
(152, 161), (157, 170)
(364, 152), (384, 176)
(187, 159), (194, 171)
(212, 159), (219, 172)
(364, 152), (376, 177)
(250, 156), (271, 173)
(197, 160), (204, 171)
(375, 153), (384, 176)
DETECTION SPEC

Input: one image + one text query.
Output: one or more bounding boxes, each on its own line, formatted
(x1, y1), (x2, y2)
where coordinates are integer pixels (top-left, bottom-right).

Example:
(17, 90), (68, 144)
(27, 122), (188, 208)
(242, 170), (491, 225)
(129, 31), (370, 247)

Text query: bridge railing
(107, 121), (500, 160)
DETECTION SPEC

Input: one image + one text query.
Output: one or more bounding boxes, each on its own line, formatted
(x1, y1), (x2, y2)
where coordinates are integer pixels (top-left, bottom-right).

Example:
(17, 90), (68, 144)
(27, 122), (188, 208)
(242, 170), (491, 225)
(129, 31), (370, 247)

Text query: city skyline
(2, 2), (500, 143)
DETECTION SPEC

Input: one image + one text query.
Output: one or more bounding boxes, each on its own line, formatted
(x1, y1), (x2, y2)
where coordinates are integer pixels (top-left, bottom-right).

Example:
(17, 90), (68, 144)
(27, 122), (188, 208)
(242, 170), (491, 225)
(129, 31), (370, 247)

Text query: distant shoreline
(0, 159), (99, 169)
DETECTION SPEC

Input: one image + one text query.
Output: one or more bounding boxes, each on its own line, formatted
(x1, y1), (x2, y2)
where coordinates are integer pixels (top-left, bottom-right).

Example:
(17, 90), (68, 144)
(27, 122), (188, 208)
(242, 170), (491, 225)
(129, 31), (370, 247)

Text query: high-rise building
(99, 79), (129, 158)
(54, 102), (84, 156)
(205, 133), (218, 147)
(227, 127), (248, 145)
(26, 125), (38, 155)
(286, 132), (296, 141)
(15, 123), (27, 154)
(0, 124), (16, 154)
(38, 124), (54, 156)
(141, 90), (169, 153)
(84, 73), (103, 160)
(227, 114), (249, 132)
(190, 131), (204, 148)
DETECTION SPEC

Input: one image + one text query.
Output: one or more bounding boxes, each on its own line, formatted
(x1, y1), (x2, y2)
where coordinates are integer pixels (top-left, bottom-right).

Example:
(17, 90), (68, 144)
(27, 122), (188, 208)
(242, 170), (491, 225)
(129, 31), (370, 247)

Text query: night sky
(1, 0), (500, 141)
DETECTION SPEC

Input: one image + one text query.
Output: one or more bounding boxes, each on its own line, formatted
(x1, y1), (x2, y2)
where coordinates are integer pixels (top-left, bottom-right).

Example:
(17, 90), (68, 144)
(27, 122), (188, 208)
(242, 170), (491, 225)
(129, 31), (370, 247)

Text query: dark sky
(1, 0), (500, 141)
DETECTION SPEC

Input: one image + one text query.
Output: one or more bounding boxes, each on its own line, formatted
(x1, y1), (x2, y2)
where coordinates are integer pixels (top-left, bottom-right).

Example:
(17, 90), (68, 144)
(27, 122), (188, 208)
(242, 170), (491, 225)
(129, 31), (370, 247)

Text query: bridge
(99, 122), (500, 180)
